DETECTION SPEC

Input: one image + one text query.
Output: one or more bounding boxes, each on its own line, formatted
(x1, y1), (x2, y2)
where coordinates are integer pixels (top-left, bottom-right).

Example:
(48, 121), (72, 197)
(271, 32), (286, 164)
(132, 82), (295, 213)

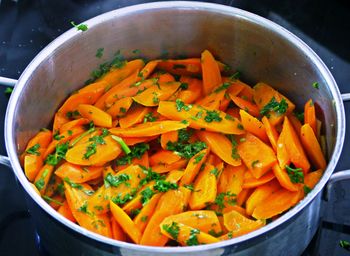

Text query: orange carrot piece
(122, 181), (156, 214)
(55, 162), (104, 183)
(118, 105), (152, 129)
(149, 150), (182, 166)
(157, 101), (245, 135)
(304, 99), (317, 134)
(218, 164), (245, 196)
(122, 136), (158, 146)
(201, 50), (222, 95)
(65, 135), (121, 166)
(272, 164), (299, 192)
(237, 133), (277, 179)
(189, 163), (217, 210)
(197, 130), (241, 166)
(24, 155), (43, 182)
(239, 109), (269, 143)
(115, 151), (149, 171)
(110, 200), (142, 244)
(59, 118), (90, 134)
(105, 97), (133, 118)
(242, 171), (275, 189)
(140, 187), (190, 246)
(160, 131), (178, 150)
(300, 124), (326, 169)
(223, 210), (264, 237)
(261, 116), (279, 152)
(151, 159), (188, 174)
(252, 188), (302, 219)
(109, 120), (189, 137)
(236, 188), (253, 207)
(276, 126), (290, 169)
(34, 164), (54, 194)
(177, 76), (203, 104)
(196, 87), (226, 110)
(150, 71), (175, 83)
(231, 96), (260, 117)
(288, 114), (302, 135)
(79, 80), (109, 95)
(25, 129), (52, 153)
(226, 107), (240, 119)
(165, 170), (184, 183)
(134, 193), (162, 233)
(180, 148), (210, 186)
(53, 113), (70, 132)
(304, 169), (323, 189)
(111, 217), (127, 241)
(58, 201), (76, 222)
(281, 117), (310, 174)
(245, 179), (281, 215)
(77, 104), (112, 128)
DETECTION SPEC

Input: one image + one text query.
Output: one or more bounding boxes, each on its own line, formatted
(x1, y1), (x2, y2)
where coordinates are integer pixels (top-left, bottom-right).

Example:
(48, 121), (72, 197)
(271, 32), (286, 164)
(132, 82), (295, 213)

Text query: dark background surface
(0, 0), (350, 255)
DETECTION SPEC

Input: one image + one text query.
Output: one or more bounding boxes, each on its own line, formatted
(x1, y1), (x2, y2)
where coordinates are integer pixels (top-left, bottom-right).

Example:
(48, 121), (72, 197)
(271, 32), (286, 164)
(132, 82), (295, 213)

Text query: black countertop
(0, 0), (349, 255)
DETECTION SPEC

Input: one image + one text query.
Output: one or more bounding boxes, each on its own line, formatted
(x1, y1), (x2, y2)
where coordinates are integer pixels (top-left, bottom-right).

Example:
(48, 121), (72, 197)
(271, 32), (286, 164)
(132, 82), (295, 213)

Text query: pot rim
(4, 1), (345, 253)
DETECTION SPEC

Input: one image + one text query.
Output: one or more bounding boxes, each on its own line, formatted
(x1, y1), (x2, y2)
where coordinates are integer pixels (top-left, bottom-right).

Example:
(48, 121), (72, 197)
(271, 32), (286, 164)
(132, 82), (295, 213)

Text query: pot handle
(0, 155), (11, 168)
(0, 76), (17, 87)
(325, 93), (350, 200)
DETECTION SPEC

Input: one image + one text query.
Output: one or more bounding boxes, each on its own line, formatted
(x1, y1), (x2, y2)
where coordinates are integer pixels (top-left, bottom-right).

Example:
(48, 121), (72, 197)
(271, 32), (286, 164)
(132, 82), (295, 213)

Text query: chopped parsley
(141, 215), (148, 222)
(83, 143), (97, 159)
(339, 240), (350, 251)
(112, 193), (134, 205)
(153, 180), (178, 192)
(152, 92), (159, 104)
(184, 184), (195, 191)
(78, 202), (88, 213)
(63, 177), (83, 190)
(210, 168), (220, 178)
(260, 97), (288, 117)
(194, 152), (205, 164)
(208, 229), (224, 237)
(166, 140), (207, 159)
(4, 87), (13, 96)
(186, 228), (200, 246)
(71, 21), (88, 31)
(304, 185), (312, 195)
(215, 192), (236, 210)
(26, 143), (40, 156)
(143, 112), (158, 123)
(251, 160), (260, 168)
(138, 166), (165, 187)
(214, 82), (230, 93)
(45, 142), (69, 166)
(53, 131), (65, 141)
(227, 135), (240, 160)
(285, 165), (304, 183)
(95, 48), (104, 58)
(204, 110), (222, 123)
(162, 222), (180, 240)
(111, 135), (131, 154)
(116, 143), (149, 166)
(175, 99), (191, 112)
(229, 71), (241, 80)
(42, 195), (63, 206)
(130, 209), (140, 218)
(140, 187), (155, 205)
(180, 82), (189, 90)
(66, 110), (80, 119)
(312, 82), (319, 89)
(294, 111), (304, 122)
(35, 178), (45, 191)
(104, 173), (130, 188)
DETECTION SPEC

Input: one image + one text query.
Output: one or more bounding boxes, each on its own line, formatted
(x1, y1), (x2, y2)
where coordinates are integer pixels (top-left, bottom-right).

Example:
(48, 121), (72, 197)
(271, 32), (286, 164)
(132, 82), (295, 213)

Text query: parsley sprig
(260, 97), (288, 117)
(285, 165), (304, 183)
(26, 143), (41, 156)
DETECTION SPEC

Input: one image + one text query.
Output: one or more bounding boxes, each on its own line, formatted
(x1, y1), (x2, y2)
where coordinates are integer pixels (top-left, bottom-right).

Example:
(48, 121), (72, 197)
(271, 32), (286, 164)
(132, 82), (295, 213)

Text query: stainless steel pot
(0, 2), (349, 255)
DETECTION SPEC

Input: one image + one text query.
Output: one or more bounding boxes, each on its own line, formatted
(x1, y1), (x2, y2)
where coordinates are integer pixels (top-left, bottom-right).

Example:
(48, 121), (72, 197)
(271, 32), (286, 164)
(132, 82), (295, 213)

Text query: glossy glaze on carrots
(22, 50), (326, 246)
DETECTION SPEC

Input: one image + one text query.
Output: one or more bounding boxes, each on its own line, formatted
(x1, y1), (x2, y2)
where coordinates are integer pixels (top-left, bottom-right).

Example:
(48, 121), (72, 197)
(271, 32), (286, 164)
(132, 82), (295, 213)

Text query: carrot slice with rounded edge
(300, 124), (326, 169)
(196, 87), (226, 110)
(276, 125), (290, 169)
(201, 50), (222, 95)
(24, 155), (43, 182)
(231, 96), (260, 117)
(281, 117), (310, 174)
(272, 164), (298, 192)
(118, 105), (152, 129)
(77, 104), (112, 128)
(109, 120), (189, 137)
(25, 129), (52, 153)
(197, 130), (241, 166)
(189, 163), (217, 210)
(239, 109), (269, 143)
(140, 187), (190, 246)
(79, 80), (109, 95)
(53, 113), (70, 132)
(111, 217), (127, 241)
(132, 81), (181, 107)
(304, 99), (317, 134)
(150, 71), (175, 83)
(65, 135), (121, 166)
(34, 164), (54, 194)
(177, 76), (203, 104)
(223, 210), (264, 237)
(152, 159), (188, 174)
(218, 164), (245, 196)
(242, 171), (275, 189)
(304, 169), (323, 189)
(110, 200), (142, 244)
(157, 101), (245, 135)
(160, 131), (178, 150)
(122, 181), (156, 214)
(261, 116), (279, 152)
(162, 210), (222, 234)
(252, 187), (302, 219)
(134, 193), (162, 233)
(237, 133), (277, 179)
(245, 179), (281, 215)
(105, 97), (133, 119)
(180, 148), (210, 186)
(58, 201), (76, 222)
(59, 118), (90, 134)
(55, 162), (104, 183)
(149, 150), (182, 166)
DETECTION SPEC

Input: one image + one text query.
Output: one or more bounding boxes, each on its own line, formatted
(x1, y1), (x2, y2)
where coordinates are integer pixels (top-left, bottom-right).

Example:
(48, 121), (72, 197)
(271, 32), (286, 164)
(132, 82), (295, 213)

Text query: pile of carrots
(21, 49), (326, 246)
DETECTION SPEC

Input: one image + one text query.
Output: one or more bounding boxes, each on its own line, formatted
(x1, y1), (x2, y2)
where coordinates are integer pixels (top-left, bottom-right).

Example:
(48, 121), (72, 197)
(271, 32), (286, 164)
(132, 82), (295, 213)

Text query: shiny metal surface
(0, 155), (11, 168)
(0, 77), (17, 87)
(1, 1), (347, 255)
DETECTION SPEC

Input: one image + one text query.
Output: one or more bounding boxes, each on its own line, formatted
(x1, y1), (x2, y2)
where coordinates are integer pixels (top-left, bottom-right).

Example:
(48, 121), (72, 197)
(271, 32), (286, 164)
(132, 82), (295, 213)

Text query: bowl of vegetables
(0, 1), (348, 256)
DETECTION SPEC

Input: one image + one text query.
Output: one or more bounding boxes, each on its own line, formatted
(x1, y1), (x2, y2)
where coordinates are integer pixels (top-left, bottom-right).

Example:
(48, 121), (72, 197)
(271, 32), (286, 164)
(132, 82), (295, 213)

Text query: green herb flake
(53, 131), (65, 141)
(186, 228), (200, 246)
(294, 111), (304, 122)
(95, 48), (104, 58)
(194, 152), (205, 164)
(130, 209), (141, 218)
(225, 114), (234, 120)
(210, 168), (220, 178)
(143, 112), (158, 123)
(227, 231), (233, 239)
(251, 160), (260, 168)
(42, 195), (63, 206)
(104, 173), (130, 188)
(26, 143), (41, 156)
(215, 192), (237, 210)
(304, 185), (312, 195)
(184, 184), (195, 191)
(204, 110), (222, 123)
(230, 71), (241, 80)
(4, 87), (13, 96)
(180, 82), (189, 90)
(140, 187), (155, 205)
(45, 142), (69, 166)
(175, 99), (190, 112)
(285, 165), (304, 183)
(166, 140), (207, 159)
(153, 180), (178, 192)
(35, 179), (45, 191)
(152, 92), (159, 104)
(208, 229), (224, 237)
(214, 82), (230, 93)
(116, 143), (149, 166)
(260, 97), (288, 116)
(78, 202), (88, 213)
(83, 143), (97, 159)
(237, 123), (244, 130)
(112, 193), (134, 205)
(63, 177), (83, 190)
(312, 82), (319, 89)
(141, 215), (148, 222)
(71, 21), (88, 31)
(111, 135), (131, 155)
(132, 49), (141, 55)
(339, 240), (350, 251)
(162, 222), (180, 240)
(66, 110), (80, 119)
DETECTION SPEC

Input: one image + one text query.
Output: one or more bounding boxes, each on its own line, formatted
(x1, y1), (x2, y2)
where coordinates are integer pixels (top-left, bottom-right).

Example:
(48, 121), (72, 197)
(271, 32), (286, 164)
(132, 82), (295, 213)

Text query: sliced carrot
(196, 87), (226, 110)
(53, 113), (70, 132)
(122, 136), (158, 146)
(237, 133), (277, 179)
(261, 116), (279, 152)
(304, 99), (317, 134)
(245, 179), (281, 215)
(160, 131), (178, 150)
(276, 126), (290, 169)
(218, 164), (245, 196)
(59, 118), (90, 134)
(177, 76), (203, 104)
(110, 200), (142, 244)
(288, 114), (302, 135)
(25, 129), (52, 154)
(223, 210), (264, 237)
(109, 120), (189, 137)
(134, 193), (162, 233)
(55, 162), (104, 183)
(180, 148), (209, 186)
(105, 97), (133, 118)
(119, 105), (152, 129)
(34, 164), (55, 194)
(236, 188), (253, 207)
(58, 201), (76, 222)
(242, 171), (275, 189)
(239, 109), (269, 143)
(300, 124), (326, 169)
(201, 50), (222, 95)
(304, 169), (323, 189)
(122, 181), (156, 214)
(157, 101), (245, 135)
(152, 159), (188, 174)
(77, 104), (112, 128)
(166, 170), (184, 183)
(150, 71), (175, 83)
(79, 80), (109, 96)
(226, 107), (240, 119)
(272, 164), (298, 192)
(24, 155), (43, 182)
(231, 96), (260, 117)
(149, 150), (182, 166)
(111, 217), (127, 241)
(189, 163), (217, 210)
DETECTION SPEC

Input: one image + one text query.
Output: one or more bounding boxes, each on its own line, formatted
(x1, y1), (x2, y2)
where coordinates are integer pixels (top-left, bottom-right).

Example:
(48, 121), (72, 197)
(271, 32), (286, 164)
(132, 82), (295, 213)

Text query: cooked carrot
(157, 101), (245, 135)
(281, 117), (310, 173)
(300, 124), (326, 169)
(118, 105), (152, 129)
(53, 113), (70, 132)
(160, 131), (178, 150)
(231, 96), (260, 117)
(151, 159), (188, 174)
(226, 107), (240, 119)
(59, 118), (90, 134)
(111, 217), (127, 241)
(150, 71), (175, 83)
(272, 164), (298, 192)
(288, 114), (302, 135)
(304, 99), (317, 134)
(252, 187), (301, 219)
(261, 116), (279, 152)
(237, 133), (277, 179)
(180, 148), (209, 186)
(304, 169), (323, 189)
(122, 181), (156, 214)
(109, 120), (189, 137)
(34, 164), (54, 194)
(105, 97), (133, 118)
(276, 126), (290, 169)
(24, 155), (43, 182)
(166, 170), (185, 183)
(65, 135), (121, 166)
(77, 104), (112, 128)
(79, 80), (110, 95)
(134, 193), (162, 233)
(25, 129), (52, 154)
(239, 109), (269, 143)
(201, 50), (222, 95)
(110, 200), (142, 244)
(196, 87), (226, 110)
(197, 130), (241, 166)
(58, 201), (76, 222)
(245, 180), (281, 215)
(55, 162), (104, 183)
(242, 171), (275, 189)
(218, 164), (245, 196)
(189, 163), (217, 210)
(236, 188), (253, 207)
(177, 76), (203, 104)
(149, 150), (182, 166)
(223, 210), (264, 237)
